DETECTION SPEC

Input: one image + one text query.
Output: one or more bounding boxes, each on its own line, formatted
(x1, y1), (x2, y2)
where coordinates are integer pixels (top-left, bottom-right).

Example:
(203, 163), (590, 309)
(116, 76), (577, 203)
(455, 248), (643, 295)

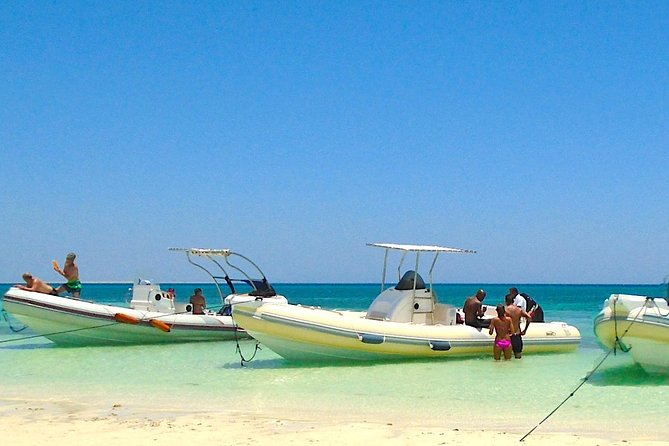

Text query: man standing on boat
(463, 289), (490, 328)
(53, 252), (81, 299)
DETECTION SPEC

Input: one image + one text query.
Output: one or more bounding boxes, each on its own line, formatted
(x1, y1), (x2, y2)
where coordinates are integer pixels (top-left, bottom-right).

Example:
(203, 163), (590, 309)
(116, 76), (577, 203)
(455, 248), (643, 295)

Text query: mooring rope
(1, 309), (28, 333)
(0, 320), (121, 345)
(519, 297), (651, 442)
(229, 298), (262, 366)
(612, 298), (630, 353)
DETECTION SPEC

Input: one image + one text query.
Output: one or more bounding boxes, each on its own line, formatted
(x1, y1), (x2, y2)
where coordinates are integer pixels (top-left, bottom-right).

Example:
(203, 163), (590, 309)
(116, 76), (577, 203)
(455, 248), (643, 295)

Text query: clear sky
(1, 1), (667, 284)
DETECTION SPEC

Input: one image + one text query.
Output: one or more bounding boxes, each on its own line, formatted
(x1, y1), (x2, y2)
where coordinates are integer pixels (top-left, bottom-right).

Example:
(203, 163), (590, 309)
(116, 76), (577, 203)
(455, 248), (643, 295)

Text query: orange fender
(114, 313), (140, 325)
(150, 319), (172, 333)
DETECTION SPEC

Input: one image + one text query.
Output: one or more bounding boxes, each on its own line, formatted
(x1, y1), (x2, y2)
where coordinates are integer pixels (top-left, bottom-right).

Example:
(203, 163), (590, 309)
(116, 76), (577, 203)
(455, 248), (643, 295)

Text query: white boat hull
(2, 287), (246, 346)
(233, 300), (581, 362)
(594, 293), (669, 374)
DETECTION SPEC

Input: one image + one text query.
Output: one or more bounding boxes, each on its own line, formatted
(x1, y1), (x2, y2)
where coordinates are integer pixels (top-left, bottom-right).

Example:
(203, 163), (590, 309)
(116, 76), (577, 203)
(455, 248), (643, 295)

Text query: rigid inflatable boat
(2, 248), (287, 346)
(594, 293), (669, 374)
(233, 243), (581, 362)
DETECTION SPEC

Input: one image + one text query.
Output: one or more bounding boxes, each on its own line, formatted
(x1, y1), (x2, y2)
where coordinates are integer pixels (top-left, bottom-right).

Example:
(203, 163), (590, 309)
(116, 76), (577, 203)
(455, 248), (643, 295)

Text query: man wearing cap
(53, 252), (82, 298)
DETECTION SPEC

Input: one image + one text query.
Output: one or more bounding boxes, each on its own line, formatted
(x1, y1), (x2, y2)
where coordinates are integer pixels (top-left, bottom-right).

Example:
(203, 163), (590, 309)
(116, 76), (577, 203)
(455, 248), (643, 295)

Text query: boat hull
(2, 288), (247, 346)
(594, 294), (669, 374)
(233, 300), (581, 362)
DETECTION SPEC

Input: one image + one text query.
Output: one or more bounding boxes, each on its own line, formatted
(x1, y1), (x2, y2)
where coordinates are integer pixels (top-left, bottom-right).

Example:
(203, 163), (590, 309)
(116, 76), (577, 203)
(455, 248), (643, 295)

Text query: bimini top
(367, 243), (476, 254)
(169, 247), (232, 257)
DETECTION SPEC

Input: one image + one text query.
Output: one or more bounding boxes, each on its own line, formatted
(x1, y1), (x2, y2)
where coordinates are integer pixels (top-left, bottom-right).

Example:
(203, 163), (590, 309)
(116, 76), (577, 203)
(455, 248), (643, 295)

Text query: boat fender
(150, 319), (171, 332)
(358, 333), (385, 344)
(429, 340), (452, 351)
(114, 313), (140, 325)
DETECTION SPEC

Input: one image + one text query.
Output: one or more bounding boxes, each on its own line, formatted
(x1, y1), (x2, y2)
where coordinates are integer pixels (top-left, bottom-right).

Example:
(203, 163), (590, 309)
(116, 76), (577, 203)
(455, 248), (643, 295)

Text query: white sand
(1, 397), (666, 446)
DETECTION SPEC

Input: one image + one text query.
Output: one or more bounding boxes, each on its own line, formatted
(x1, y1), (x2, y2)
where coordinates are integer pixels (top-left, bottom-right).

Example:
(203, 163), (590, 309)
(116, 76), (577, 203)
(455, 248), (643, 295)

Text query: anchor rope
(519, 297), (651, 442)
(229, 299), (262, 366)
(1, 309), (28, 333)
(0, 320), (121, 344)
(612, 299), (630, 353)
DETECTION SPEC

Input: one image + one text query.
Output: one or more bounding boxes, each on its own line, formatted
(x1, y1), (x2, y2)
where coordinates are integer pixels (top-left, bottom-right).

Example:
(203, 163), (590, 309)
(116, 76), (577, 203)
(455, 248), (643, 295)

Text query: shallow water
(1, 283), (668, 439)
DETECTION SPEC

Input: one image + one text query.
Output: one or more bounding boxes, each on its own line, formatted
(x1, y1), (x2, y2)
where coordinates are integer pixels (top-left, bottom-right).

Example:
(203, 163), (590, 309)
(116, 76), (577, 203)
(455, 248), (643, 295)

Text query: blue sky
(1, 1), (667, 284)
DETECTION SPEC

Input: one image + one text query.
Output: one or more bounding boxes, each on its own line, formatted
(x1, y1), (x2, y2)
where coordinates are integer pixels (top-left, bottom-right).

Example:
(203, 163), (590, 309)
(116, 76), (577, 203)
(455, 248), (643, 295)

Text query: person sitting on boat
(17, 272), (59, 295)
(520, 292), (545, 322)
(189, 288), (207, 315)
(53, 252), (81, 298)
(463, 289), (490, 328)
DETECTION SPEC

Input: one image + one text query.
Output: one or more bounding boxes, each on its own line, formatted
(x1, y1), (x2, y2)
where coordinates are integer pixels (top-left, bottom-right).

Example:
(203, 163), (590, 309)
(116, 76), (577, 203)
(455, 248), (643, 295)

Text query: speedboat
(232, 243), (581, 362)
(593, 293), (669, 374)
(2, 248), (287, 346)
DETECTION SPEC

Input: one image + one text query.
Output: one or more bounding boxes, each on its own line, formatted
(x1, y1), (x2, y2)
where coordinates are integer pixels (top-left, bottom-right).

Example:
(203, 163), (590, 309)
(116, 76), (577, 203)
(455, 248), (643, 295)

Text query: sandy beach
(1, 396), (666, 446)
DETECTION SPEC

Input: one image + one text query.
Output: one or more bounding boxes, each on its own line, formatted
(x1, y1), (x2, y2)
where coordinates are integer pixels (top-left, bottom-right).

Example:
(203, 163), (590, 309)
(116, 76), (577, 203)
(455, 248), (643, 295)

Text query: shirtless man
(505, 294), (532, 358)
(489, 304), (513, 360)
(18, 272), (58, 295)
(53, 252), (81, 298)
(189, 288), (207, 315)
(463, 289), (490, 328)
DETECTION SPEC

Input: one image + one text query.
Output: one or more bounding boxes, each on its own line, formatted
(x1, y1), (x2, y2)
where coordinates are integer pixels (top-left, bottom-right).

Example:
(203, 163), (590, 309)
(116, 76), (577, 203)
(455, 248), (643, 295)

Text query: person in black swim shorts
(505, 294), (532, 358)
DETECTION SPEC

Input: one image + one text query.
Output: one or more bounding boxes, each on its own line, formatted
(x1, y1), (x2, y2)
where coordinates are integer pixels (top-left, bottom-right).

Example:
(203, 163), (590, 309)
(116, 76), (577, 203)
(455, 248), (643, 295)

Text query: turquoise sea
(1, 282), (669, 440)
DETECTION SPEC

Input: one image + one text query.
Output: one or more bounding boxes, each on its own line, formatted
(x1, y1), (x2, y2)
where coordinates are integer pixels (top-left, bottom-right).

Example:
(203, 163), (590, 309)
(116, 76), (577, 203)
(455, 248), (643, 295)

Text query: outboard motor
(395, 270), (426, 291)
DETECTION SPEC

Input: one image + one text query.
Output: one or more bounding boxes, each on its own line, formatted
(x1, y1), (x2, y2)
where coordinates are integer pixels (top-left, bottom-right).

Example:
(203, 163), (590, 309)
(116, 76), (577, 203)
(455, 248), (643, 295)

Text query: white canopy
(367, 243), (476, 254)
(168, 247), (232, 256)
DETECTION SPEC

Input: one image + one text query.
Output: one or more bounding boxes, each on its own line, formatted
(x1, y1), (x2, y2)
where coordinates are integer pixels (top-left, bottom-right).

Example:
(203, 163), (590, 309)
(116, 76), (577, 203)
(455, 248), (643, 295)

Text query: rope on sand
(519, 297), (650, 442)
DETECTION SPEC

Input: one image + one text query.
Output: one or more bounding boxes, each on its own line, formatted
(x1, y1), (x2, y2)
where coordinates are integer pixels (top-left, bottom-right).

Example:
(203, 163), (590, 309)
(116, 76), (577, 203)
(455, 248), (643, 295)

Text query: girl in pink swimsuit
(489, 304), (513, 360)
